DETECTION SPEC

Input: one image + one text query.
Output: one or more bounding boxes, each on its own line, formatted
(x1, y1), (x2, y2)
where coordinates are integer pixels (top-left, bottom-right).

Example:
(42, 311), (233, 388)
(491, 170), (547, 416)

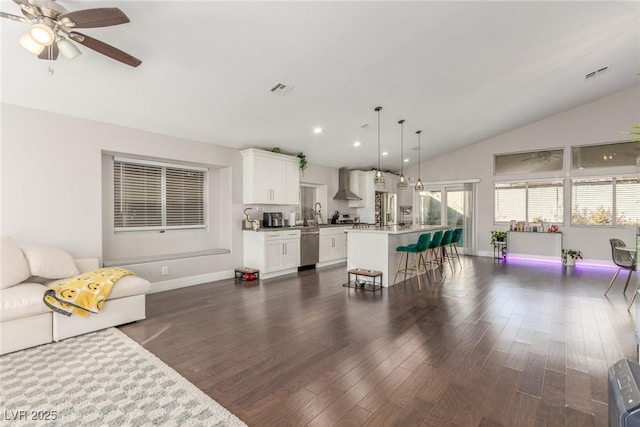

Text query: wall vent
(268, 82), (293, 96)
(585, 66), (608, 80)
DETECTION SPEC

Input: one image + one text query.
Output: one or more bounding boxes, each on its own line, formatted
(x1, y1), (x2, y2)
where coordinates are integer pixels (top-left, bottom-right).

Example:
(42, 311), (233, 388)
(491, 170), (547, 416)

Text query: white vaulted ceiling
(1, 1), (639, 170)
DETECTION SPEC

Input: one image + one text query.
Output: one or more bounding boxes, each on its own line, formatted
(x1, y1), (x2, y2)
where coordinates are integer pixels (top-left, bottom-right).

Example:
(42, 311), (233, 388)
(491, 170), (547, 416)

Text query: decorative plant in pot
(490, 231), (507, 245)
(562, 249), (582, 266)
(490, 231), (508, 258)
(297, 153), (307, 172)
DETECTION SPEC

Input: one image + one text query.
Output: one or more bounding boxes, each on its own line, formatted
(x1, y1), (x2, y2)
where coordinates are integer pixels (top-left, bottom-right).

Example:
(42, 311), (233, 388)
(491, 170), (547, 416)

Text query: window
(494, 180), (564, 223)
(299, 186), (317, 223)
(417, 190), (442, 225)
(114, 157), (207, 232)
(571, 140), (640, 170)
(571, 176), (639, 226)
(494, 149), (563, 175)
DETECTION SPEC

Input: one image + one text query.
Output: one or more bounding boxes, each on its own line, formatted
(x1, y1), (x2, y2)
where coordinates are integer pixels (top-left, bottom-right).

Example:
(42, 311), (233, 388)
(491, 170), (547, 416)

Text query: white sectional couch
(0, 236), (151, 355)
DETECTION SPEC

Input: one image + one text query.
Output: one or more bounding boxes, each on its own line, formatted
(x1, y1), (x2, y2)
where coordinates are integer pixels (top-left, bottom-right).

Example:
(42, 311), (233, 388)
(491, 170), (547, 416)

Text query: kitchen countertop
(345, 225), (446, 235)
(247, 224), (356, 232)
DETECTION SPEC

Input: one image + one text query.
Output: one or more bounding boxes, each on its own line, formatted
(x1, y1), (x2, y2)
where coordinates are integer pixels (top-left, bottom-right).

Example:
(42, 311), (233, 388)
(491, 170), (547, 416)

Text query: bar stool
(439, 229), (454, 272)
(393, 233), (431, 291)
(449, 228), (463, 267)
(426, 230), (444, 266)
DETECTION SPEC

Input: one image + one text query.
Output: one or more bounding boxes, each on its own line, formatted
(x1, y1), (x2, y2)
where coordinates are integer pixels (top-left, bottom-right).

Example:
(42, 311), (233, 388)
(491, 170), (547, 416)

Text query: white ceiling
(1, 1), (639, 171)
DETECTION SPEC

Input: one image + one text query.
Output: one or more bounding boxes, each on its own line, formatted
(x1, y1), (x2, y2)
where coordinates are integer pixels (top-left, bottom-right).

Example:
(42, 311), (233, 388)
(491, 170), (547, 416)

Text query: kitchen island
(345, 225), (446, 287)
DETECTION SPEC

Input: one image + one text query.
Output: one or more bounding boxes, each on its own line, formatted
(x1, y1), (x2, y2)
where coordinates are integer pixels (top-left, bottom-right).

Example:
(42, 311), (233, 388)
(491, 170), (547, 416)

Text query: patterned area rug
(0, 328), (246, 426)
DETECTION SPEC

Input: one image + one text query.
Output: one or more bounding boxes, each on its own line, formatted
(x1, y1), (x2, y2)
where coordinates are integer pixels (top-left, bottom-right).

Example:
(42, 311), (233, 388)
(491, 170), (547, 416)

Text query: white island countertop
(345, 225), (445, 235)
(346, 225), (447, 287)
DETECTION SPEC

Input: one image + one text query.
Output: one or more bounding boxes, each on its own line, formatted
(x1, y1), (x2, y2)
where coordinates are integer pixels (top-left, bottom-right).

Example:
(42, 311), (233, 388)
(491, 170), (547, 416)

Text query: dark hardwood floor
(119, 256), (638, 426)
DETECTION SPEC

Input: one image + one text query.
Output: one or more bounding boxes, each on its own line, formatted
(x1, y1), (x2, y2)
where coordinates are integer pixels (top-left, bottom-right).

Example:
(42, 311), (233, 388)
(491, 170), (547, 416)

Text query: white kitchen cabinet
(241, 148), (300, 205)
(319, 227), (348, 265)
(244, 229), (301, 279)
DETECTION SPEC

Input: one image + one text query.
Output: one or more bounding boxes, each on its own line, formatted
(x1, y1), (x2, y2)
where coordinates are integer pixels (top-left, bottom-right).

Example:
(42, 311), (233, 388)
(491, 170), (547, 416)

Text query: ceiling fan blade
(58, 8), (130, 28)
(68, 31), (141, 67)
(0, 11), (30, 23)
(38, 43), (59, 61)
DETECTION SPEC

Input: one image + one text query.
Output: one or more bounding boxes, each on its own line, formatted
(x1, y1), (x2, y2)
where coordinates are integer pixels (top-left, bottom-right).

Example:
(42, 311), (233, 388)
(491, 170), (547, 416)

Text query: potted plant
(562, 249), (582, 266)
(490, 231), (507, 245)
(490, 231), (507, 258)
(297, 152), (307, 172)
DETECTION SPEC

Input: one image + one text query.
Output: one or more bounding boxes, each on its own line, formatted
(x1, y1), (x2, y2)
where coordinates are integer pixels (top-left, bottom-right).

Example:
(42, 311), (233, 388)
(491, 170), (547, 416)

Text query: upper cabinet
(241, 149), (300, 205)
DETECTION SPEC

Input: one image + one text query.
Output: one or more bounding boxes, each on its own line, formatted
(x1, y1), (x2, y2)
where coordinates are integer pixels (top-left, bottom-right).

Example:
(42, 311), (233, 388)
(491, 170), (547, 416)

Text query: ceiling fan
(0, 0), (141, 67)
(519, 150), (562, 163)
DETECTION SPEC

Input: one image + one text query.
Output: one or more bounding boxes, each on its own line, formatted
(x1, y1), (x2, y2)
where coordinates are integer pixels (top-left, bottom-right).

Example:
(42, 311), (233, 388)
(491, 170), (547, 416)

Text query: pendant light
(373, 106), (384, 185)
(415, 130), (424, 191)
(397, 119), (408, 189)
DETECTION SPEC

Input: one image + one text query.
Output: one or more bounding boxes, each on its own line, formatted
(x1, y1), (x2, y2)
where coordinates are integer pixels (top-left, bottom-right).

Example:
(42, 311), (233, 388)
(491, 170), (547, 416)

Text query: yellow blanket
(43, 267), (134, 317)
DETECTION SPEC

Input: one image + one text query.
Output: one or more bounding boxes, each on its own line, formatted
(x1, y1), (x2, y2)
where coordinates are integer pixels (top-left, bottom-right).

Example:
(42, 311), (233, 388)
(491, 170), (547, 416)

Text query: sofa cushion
(0, 236), (31, 289)
(20, 245), (79, 279)
(0, 282), (50, 322)
(47, 274), (151, 300)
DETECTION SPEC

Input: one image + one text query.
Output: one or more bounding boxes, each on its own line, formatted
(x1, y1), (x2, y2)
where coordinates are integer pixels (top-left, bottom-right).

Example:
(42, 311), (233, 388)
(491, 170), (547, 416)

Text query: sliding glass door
(416, 183), (476, 254)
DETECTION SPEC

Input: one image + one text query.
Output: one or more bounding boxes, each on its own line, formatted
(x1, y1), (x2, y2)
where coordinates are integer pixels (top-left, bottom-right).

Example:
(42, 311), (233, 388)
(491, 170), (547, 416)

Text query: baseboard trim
(151, 270), (235, 293)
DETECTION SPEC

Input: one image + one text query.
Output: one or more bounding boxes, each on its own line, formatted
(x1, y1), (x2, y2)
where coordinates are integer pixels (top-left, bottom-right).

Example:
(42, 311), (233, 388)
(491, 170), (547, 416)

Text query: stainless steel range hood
(333, 168), (361, 200)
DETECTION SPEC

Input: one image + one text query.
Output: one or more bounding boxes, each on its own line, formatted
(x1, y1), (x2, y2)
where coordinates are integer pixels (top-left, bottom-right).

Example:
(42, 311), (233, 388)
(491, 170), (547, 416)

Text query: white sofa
(0, 236), (151, 355)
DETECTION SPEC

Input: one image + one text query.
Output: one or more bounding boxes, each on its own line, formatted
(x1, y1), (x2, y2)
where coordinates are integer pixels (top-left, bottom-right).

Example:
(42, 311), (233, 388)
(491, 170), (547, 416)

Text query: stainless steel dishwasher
(299, 228), (319, 269)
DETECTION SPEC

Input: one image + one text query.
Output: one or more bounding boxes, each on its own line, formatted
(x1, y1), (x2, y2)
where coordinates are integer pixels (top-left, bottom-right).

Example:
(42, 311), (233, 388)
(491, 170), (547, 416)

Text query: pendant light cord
(375, 106), (382, 172)
(399, 120), (405, 176)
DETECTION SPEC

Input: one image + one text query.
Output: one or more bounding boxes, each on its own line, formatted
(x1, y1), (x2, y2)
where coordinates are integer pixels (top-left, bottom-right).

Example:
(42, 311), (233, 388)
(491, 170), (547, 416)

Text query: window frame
(570, 174), (639, 228)
(493, 178), (565, 225)
(113, 156), (208, 233)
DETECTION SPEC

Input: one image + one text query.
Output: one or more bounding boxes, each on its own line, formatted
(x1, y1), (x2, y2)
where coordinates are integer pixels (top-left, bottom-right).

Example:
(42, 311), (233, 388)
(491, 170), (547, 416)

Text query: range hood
(333, 168), (361, 200)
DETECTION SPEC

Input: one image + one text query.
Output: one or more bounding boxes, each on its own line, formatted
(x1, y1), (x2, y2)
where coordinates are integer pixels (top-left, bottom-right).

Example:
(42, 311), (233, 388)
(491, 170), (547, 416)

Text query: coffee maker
(263, 212), (284, 228)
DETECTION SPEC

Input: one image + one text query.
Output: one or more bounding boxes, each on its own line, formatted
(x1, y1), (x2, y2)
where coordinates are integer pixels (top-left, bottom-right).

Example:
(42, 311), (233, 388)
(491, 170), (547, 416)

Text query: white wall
(1, 104), (244, 287)
(404, 85), (640, 263)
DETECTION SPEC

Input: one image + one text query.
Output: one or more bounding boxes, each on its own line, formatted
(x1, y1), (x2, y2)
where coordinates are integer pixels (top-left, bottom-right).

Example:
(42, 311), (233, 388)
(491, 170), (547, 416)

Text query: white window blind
(494, 182), (526, 222)
(527, 180), (563, 223)
(572, 176), (639, 226)
(494, 180), (563, 223)
(114, 158), (206, 232)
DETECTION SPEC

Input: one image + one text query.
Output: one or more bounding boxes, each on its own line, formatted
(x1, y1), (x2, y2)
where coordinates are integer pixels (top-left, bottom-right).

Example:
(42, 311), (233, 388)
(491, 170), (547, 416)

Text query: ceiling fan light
(19, 33), (44, 55)
(30, 23), (55, 46)
(57, 38), (82, 60)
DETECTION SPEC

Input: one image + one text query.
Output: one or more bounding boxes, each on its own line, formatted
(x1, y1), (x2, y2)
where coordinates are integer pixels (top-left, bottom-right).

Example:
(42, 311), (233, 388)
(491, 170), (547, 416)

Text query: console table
(507, 231), (562, 261)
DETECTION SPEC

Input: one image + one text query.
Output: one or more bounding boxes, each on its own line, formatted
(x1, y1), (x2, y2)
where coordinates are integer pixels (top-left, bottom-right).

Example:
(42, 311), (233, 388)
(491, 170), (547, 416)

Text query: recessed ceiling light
(404, 158), (409, 162)
(382, 152), (388, 156)
(312, 127), (323, 134)
(353, 141), (361, 147)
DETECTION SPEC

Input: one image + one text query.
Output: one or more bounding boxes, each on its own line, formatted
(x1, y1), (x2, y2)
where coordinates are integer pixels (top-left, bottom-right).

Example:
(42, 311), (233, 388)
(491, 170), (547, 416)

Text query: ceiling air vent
(585, 66), (608, 80)
(268, 82), (293, 96)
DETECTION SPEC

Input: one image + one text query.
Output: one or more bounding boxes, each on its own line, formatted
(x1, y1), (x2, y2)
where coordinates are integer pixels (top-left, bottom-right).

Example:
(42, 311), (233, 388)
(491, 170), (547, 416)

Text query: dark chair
(604, 239), (637, 303)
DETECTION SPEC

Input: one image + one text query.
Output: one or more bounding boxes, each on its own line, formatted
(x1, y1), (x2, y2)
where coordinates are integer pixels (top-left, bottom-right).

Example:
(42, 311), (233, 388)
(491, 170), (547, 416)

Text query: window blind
(114, 158), (206, 231)
(571, 176), (639, 226)
(494, 180), (564, 223)
(571, 178), (613, 225)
